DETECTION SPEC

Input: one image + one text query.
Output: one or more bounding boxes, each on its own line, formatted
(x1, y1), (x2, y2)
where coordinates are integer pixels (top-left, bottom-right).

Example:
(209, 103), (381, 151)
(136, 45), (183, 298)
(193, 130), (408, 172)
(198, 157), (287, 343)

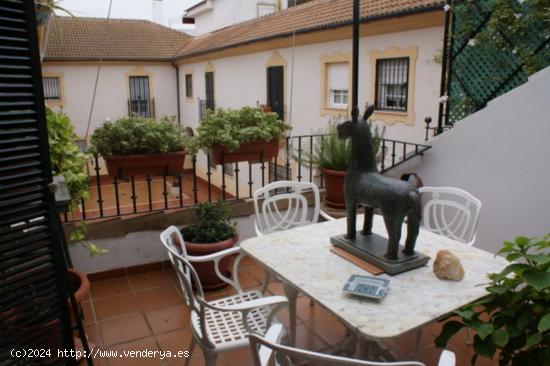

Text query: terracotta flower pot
(103, 151), (186, 178)
(183, 236), (239, 291)
(210, 139), (279, 165)
(323, 168), (347, 209)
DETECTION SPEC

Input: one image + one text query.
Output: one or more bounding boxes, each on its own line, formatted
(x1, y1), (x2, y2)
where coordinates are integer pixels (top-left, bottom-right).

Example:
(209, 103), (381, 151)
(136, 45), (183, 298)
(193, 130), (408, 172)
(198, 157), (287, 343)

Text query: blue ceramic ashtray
(343, 274), (390, 300)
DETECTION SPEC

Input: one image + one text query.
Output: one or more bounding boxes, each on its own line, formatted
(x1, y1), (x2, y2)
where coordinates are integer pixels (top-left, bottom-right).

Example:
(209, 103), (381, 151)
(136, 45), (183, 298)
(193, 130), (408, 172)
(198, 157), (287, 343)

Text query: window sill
(372, 110), (414, 126)
(185, 97), (194, 103)
(321, 106), (349, 117)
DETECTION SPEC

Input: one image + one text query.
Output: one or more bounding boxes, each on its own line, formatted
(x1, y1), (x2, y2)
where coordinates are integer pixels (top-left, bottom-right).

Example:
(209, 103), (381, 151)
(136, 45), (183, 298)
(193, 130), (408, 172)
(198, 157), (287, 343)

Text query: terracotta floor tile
(205, 288), (229, 301)
(99, 313), (151, 346)
(155, 328), (193, 354)
(163, 268), (180, 287)
(146, 304), (190, 334)
(94, 293), (140, 320)
(248, 266), (267, 284)
(266, 282), (285, 296)
(306, 313), (347, 346)
(296, 297), (333, 326)
(81, 301), (96, 325)
(137, 287), (183, 312)
(295, 323), (328, 352)
(222, 347), (255, 366)
(84, 323), (103, 348)
(107, 336), (160, 366)
(238, 269), (260, 290)
(91, 277), (132, 299)
(128, 270), (171, 291)
(240, 255), (259, 268)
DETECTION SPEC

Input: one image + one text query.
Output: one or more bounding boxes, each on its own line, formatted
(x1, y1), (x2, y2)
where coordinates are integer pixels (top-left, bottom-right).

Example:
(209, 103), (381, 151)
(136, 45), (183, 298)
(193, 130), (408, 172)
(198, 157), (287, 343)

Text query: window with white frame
(327, 62), (349, 109)
(258, 4), (276, 17)
(43, 76), (61, 100)
(375, 57), (409, 112)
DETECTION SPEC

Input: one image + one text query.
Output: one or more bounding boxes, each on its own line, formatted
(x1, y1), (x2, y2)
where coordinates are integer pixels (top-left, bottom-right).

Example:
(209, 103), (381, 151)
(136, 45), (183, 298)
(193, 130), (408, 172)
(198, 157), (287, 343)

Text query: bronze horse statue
(337, 105), (421, 260)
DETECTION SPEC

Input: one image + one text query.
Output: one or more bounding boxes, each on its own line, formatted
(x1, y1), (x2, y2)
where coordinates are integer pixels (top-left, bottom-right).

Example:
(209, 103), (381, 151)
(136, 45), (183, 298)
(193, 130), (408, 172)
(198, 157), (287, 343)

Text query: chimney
(152, 0), (165, 25)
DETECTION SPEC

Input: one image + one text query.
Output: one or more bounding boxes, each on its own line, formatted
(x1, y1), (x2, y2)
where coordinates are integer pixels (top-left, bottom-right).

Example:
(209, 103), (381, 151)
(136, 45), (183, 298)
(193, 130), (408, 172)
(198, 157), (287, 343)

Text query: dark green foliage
(181, 201), (237, 244)
(90, 116), (185, 156)
(46, 108), (89, 206)
(436, 234), (550, 365)
(187, 107), (291, 154)
(304, 121), (384, 171)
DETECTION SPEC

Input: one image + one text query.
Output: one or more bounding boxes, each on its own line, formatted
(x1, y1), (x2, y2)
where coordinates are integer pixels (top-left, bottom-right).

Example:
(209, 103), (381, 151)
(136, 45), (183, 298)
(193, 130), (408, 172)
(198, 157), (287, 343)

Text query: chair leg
(184, 338), (196, 366)
(260, 268), (271, 294)
(413, 328), (423, 359)
(466, 328), (473, 345)
(204, 349), (218, 366)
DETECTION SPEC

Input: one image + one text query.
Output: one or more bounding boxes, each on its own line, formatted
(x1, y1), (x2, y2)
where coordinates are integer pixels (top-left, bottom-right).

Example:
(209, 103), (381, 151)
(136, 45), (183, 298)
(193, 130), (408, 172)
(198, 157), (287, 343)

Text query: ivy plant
(302, 120), (385, 171)
(186, 107), (291, 154)
(435, 234), (550, 365)
(181, 201), (237, 244)
(90, 116), (186, 156)
(46, 109), (106, 256)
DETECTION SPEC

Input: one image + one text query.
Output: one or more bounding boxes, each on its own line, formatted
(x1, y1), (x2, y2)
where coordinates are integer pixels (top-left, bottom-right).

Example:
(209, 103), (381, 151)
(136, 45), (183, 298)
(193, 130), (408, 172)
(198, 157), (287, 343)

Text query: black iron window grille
(43, 76), (60, 100)
(185, 74), (193, 98)
(205, 71), (215, 111)
(129, 75), (153, 117)
(375, 57), (409, 112)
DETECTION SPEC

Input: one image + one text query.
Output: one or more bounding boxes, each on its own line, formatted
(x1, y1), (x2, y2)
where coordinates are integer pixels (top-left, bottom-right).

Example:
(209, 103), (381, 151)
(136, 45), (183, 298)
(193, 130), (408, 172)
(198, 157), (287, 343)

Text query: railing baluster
(380, 140), (386, 171)
(319, 135), (324, 188)
(178, 173), (183, 207)
(146, 174), (153, 211)
(207, 155), (212, 202)
(192, 155), (198, 205)
(163, 174), (168, 209)
(94, 154), (104, 218)
(260, 150), (265, 187)
(309, 135), (313, 183)
(285, 137), (291, 180)
(248, 162), (253, 198)
(221, 162), (226, 201)
(403, 143), (407, 161)
(131, 176), (137, 213)
(391, 141), (396, 167)
(297, 136), (302, 182)
(80, 197), (86, 220)
(114, 177), (120, 216)
(235, 162), (240, 200)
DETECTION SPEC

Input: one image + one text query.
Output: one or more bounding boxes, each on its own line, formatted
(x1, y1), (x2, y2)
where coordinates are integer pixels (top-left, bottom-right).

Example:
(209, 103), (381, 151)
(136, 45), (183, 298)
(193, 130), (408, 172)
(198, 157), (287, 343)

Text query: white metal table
(240, 215), (507, 352)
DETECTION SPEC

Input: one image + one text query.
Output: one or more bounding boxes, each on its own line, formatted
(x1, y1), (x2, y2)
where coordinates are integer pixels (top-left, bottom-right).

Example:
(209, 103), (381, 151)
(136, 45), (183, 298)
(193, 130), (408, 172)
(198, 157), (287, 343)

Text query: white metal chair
(253, 180), (335, 237)
(418, 187), (482, 246)
(160, 226), (288, 366)
(249, 324), (456, 366)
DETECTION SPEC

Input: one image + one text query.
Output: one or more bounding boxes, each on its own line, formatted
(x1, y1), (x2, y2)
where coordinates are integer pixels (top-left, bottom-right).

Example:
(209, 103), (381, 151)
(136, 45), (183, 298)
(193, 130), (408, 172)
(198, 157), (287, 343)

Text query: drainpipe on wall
(172, 62), (181, 126)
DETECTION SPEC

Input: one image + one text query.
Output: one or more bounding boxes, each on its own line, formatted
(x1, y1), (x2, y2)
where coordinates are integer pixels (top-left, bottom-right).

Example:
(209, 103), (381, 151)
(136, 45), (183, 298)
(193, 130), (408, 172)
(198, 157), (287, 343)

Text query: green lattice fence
(445, 0), (550, 124)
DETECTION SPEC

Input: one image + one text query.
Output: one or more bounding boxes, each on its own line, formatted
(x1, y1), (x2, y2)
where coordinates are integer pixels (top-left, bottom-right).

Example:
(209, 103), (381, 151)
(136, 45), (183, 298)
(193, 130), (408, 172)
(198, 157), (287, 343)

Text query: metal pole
(352, 0), (360, 122)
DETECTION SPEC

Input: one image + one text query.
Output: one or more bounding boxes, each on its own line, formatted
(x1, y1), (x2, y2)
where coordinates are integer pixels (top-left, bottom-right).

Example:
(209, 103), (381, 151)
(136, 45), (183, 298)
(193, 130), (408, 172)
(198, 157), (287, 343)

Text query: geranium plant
(186, 107), (291, 154)
(90, 116), (186, 156)
(435, 234), (550, 365)
(181, 201), (237, 244)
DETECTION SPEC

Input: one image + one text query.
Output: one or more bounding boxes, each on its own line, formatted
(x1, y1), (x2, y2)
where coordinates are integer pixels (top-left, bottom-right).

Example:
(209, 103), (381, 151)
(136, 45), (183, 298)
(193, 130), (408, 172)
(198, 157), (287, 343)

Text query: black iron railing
(62, 134), (430, 223)
(127, 98), (155, 118)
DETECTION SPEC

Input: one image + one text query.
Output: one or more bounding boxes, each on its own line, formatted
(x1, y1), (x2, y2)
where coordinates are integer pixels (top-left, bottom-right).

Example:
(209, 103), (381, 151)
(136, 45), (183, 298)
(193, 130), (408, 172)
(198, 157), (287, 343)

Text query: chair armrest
(187, 246), (240, 263)
(203, 295), (288, 312)
(320, 210), (336, 221)
(437, 350), (456, 366)
(257, 324), (284, 366)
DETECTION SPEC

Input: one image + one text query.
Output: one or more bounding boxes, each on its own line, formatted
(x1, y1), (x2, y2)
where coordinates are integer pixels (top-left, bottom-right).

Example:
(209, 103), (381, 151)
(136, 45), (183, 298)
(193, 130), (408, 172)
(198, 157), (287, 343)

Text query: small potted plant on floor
(186, 106), (291, 164)
(436, 234), (550, 365)
(180, 200), (238, 290)
(90, 116), (187, 178)
(305, 121), (384, 208)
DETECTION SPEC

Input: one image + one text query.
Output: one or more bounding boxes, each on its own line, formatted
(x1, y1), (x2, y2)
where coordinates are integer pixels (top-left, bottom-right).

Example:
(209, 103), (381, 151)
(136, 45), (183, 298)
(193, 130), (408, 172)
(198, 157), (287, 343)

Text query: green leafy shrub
(436, 234), (550, 365)
(90, 116), (186, 156)
(303, 120), (385, 171)
(181, 201), (237, 244)
(46, 108), (89, 205)
(186, 107), (291, 154)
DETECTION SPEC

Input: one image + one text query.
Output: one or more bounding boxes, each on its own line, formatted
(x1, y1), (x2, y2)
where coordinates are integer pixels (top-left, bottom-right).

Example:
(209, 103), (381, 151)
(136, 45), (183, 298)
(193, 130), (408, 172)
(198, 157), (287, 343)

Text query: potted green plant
(436, 234), (550, 365)
(305, 121), (384, 208)
(90, 116), (187, 178)
(187, 106), (291, 164)
(180, 200), (238, 290)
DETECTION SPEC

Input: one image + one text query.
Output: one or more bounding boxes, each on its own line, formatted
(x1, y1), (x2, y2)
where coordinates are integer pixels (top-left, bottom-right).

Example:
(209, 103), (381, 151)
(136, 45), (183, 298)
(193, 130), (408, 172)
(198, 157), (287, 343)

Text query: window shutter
(327, 63), (348, 91)
(0, 0), (75, 363)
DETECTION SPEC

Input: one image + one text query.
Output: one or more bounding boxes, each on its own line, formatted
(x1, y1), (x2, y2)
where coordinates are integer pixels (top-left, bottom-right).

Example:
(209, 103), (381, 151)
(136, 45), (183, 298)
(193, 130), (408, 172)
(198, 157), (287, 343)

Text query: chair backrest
(419, 187), (482, 246)
(160, 226), (203, 311)
(249, 332), (426, 366)
(253, 181), (321, 235)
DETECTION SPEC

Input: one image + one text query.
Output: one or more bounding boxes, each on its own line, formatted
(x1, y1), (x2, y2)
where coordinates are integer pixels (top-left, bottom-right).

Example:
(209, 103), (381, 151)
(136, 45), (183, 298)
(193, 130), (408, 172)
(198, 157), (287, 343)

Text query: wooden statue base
(331, 232), (430, 275)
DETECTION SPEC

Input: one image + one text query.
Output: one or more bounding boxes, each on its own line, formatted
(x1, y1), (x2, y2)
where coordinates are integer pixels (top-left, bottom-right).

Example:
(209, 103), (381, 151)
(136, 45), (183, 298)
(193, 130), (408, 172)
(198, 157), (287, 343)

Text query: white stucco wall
(178, 26), (443, 144)
(389, 67), (550, 254)
(191, 0), (278, 36)
(42, 63), (179, 137)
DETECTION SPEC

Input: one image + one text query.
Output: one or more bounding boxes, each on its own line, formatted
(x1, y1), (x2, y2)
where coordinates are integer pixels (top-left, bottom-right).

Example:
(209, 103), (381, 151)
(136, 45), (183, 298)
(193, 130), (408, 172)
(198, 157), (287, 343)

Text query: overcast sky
(57, 0), (202, 29)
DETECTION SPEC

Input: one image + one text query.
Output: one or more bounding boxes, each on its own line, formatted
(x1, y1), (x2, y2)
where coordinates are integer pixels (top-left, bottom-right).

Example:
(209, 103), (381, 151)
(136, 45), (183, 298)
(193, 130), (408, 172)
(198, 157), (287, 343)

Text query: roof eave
(174, 4), (444, 61)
